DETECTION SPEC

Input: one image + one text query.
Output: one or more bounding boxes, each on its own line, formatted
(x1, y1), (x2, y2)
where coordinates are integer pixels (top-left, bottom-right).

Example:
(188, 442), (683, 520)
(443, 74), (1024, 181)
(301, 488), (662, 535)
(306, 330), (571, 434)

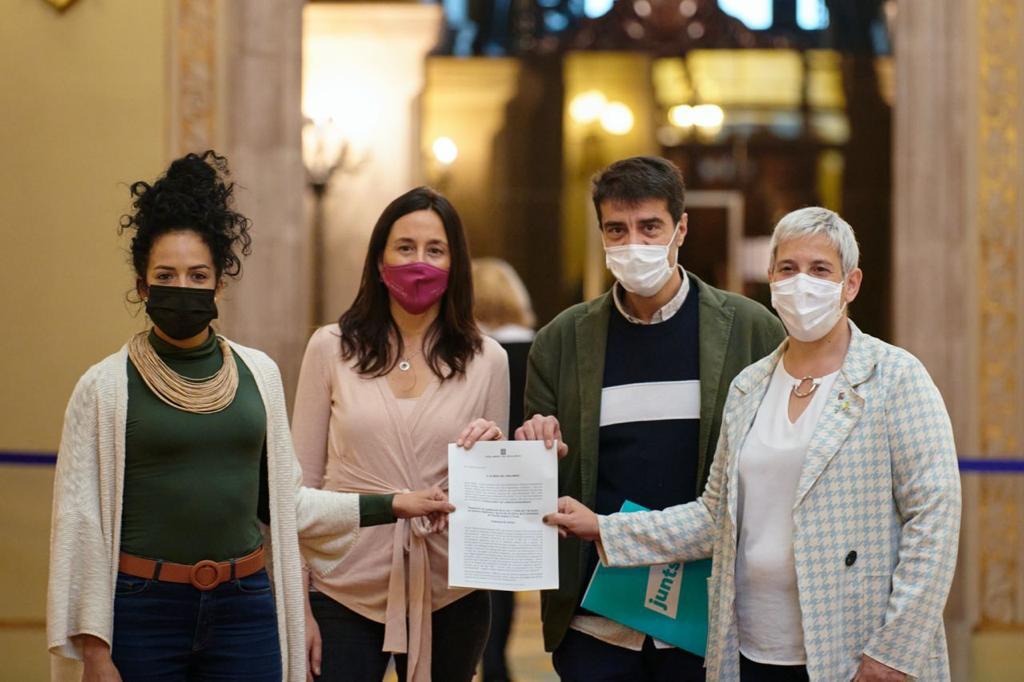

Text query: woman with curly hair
(46, 152), (452, 682)
(293, 187), (509, 682)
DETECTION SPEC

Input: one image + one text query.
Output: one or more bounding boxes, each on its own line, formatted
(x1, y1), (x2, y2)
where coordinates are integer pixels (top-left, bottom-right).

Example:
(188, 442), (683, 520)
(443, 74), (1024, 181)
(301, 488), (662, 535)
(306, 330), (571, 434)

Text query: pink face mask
(380, 262), (450, 314)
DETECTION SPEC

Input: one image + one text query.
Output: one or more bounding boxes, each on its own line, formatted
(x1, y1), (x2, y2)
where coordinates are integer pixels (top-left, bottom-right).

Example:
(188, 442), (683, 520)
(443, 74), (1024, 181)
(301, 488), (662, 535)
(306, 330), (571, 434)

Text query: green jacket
(524, 273), (786, 652)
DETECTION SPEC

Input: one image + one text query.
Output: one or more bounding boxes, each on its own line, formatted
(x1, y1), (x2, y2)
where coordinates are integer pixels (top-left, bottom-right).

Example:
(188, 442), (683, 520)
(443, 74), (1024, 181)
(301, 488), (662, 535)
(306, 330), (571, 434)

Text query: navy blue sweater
(580, 287), (702, 610)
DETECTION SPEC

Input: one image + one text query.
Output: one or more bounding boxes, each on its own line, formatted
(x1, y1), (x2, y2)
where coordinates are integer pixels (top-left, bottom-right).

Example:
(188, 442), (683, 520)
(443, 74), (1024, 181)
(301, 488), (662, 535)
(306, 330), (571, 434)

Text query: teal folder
(581, 500), (711, 657)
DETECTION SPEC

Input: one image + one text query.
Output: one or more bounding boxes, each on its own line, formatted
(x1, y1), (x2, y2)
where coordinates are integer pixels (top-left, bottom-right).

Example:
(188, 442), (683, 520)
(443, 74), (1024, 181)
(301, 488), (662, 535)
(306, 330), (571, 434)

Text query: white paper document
(447, 440), (559, 591)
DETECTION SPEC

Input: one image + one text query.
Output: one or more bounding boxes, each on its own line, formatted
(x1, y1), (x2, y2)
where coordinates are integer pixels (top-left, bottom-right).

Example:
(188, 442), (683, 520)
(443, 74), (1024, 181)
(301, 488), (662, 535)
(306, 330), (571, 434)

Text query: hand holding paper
(392, 486), (455, 533)
(543, 496), (600, 540)
(456, 417), (504, 449)
(515, 414), (570, 458)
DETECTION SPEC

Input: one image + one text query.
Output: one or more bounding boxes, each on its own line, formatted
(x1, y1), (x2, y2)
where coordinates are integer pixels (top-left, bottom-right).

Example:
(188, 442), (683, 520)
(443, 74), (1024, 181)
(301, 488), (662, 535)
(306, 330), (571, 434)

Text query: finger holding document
(456, 417), (505, 449)
(543, 496), (600, 541)
(392, 486), (456, 526)
(515, 414), (569, 458)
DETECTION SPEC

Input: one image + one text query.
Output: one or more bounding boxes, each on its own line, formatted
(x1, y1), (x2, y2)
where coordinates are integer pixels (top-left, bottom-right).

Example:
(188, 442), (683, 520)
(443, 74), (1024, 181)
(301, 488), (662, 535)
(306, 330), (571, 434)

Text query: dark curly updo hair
(119, 150), (252, 287)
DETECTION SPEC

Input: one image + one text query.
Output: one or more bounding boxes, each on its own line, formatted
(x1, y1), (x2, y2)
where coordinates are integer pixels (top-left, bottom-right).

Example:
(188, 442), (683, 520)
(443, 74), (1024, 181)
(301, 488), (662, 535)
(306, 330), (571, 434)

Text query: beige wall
(0, 1), (169, 677)
(0, 0), (169, 451)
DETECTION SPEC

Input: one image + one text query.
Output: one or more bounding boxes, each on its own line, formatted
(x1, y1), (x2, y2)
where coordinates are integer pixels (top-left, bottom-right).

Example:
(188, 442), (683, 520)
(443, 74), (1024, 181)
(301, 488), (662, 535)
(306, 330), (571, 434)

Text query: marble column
(167, 0), (223, 155)
(970, 2), (1024, 669)
(169, 0), (309, 402)
(222, 0), (308, 402)
(893, 1), (1024, 678)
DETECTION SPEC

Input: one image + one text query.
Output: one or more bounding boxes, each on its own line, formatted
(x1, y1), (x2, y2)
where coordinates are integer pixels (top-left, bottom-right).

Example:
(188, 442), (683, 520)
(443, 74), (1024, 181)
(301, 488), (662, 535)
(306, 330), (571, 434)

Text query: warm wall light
(569, 90), (608, 125)
(600, 102), (635, 135)
(668, 103), (725, 135)
(692, 104), (725, 128)
(669, 104), (695, 127)
(303, 117), (346, 182)
(432, 136), (459, 166)
(303, 30), (379, 155)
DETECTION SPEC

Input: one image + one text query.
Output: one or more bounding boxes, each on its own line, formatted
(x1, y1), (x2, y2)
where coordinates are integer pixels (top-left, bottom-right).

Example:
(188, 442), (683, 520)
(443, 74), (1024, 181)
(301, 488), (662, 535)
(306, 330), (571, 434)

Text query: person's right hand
(515, 414), (569, 458)
(393, 486), (455, 522)
(543, 496), (600, 541)
(78, 635), (121, 682)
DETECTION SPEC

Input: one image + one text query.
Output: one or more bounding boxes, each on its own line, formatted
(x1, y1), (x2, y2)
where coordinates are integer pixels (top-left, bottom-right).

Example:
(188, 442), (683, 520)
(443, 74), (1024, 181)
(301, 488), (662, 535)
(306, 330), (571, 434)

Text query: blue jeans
(111, 569), (281, 681)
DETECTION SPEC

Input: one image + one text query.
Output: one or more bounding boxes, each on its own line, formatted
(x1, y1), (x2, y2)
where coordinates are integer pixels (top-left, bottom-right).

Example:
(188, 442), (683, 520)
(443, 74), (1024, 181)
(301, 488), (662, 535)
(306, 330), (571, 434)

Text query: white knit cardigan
(47, 340), (361, 682)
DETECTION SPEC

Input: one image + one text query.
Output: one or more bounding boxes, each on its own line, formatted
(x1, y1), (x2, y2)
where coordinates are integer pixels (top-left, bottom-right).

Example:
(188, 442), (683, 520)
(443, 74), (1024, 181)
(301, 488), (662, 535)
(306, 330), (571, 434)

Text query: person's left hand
(543, 496), (600, 540)
(456, 418), (504, 450)
(304, 605), (322, 681)
(852, 655), (906, 681)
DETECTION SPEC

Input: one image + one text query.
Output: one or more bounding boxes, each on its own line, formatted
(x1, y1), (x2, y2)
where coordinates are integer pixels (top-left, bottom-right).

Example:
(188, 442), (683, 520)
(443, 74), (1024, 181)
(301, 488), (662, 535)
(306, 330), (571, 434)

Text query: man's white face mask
(770, 272), (846, 342)
(604, 224), (680, 297)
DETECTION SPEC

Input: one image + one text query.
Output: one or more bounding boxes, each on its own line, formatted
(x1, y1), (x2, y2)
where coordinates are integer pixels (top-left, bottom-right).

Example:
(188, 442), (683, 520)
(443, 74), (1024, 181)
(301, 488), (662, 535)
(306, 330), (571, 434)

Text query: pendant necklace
(396, 344), (423, 394)
(398, 347), (422, 372)
(791, 376), (820, 398)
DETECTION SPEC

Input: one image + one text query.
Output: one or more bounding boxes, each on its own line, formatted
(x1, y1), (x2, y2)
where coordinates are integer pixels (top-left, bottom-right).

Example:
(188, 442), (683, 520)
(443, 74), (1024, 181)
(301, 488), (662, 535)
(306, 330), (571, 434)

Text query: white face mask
(604, 225), (680, 297)
(770, 272), (846, 342)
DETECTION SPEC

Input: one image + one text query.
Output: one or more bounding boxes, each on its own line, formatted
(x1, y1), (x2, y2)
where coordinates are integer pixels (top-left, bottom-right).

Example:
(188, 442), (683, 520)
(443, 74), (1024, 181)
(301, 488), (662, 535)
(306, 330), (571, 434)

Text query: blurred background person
(472, 257), (536, 431)
(472, 257), (538, 682)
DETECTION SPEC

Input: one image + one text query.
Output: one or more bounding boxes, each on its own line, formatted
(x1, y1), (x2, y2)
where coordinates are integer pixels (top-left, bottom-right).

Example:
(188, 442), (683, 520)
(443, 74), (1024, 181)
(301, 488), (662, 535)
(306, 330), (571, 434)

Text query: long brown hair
(338, 186), (482, 380)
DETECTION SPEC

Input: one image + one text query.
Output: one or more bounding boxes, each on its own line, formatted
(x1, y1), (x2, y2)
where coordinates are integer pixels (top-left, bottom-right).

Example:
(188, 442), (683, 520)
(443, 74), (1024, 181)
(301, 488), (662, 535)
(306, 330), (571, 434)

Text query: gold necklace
(128, 331), (239, 413)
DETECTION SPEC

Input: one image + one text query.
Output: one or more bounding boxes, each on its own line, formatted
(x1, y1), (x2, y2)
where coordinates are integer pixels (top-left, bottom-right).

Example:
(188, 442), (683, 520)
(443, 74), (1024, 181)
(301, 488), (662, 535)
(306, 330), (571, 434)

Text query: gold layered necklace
(127, 331), (239, 414)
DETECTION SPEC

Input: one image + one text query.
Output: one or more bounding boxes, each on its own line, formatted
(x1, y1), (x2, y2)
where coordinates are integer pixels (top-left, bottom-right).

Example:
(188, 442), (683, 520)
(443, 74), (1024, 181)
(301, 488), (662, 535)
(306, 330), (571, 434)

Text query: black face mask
(144, 285), (219, 340)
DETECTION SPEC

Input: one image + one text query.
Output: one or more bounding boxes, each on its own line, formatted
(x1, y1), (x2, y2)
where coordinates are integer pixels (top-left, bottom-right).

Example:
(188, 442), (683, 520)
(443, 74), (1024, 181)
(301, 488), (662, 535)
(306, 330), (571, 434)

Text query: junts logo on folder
(581, 501), (710, 655)
(644, 562), (683, 618)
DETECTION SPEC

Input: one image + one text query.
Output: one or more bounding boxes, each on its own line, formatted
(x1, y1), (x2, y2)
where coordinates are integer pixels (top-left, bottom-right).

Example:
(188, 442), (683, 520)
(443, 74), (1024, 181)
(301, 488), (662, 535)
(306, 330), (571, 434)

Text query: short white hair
(769, 207), (860, 275)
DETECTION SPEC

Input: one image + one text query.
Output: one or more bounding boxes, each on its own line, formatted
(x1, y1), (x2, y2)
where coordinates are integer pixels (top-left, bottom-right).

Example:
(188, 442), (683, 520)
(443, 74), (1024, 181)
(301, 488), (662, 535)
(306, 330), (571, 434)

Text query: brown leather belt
(118, 546), (265, 591)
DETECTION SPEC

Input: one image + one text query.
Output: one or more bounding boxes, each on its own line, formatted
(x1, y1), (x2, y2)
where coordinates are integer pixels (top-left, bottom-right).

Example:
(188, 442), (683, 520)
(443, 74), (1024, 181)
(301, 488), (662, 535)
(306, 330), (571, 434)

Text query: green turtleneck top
(120, 330), (267, 564)
(120, 329), (395, 564)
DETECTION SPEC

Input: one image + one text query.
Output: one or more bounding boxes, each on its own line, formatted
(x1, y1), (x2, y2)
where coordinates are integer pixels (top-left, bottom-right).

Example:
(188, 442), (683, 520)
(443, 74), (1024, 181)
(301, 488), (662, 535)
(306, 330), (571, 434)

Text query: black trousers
(740, 654), (810, 682)
(309, 590), (490, 682)
(482, 590), (516, 682)
(552, 628), (705, 682)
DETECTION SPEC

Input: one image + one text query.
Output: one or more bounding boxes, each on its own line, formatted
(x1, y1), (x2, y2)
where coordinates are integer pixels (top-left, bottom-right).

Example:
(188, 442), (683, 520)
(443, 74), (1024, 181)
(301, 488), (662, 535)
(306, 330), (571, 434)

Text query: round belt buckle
(189, 560), (221, 591)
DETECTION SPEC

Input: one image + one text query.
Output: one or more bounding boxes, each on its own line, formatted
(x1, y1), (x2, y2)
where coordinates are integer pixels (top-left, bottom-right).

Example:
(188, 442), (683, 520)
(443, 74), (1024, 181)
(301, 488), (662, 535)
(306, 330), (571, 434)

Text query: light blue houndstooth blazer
(598, 322), (961, 681)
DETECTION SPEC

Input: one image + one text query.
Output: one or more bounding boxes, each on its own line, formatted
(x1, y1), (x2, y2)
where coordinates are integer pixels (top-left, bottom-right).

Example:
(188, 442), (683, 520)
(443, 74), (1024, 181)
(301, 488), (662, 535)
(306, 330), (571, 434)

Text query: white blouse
(734, 360), (839, 665)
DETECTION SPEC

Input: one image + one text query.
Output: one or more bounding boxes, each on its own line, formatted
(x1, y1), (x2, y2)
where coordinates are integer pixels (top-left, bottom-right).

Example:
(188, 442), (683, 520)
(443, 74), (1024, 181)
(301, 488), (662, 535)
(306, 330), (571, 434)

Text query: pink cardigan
(292, 325), (509, 681)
